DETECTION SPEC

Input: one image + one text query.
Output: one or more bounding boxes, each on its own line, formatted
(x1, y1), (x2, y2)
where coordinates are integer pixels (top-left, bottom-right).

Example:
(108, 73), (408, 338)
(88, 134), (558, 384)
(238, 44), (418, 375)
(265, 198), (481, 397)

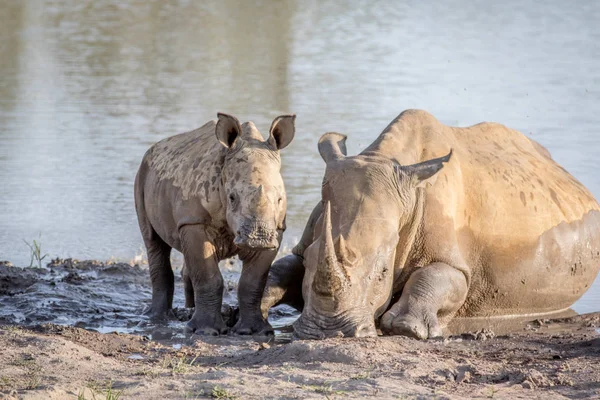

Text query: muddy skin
(261, 109), (600, 340)
(135, 113), (295, 336)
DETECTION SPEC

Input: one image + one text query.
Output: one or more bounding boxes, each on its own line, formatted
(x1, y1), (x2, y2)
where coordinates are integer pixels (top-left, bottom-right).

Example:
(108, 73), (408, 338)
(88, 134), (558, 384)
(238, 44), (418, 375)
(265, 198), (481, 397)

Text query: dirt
(0, 260), (599, 399)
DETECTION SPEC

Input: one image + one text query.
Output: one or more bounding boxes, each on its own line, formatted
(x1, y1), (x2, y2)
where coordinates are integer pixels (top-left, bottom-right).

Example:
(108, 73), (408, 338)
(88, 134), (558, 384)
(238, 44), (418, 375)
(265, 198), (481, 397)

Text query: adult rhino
(135, 113), (295, 335)
(262, 109), (600, 339)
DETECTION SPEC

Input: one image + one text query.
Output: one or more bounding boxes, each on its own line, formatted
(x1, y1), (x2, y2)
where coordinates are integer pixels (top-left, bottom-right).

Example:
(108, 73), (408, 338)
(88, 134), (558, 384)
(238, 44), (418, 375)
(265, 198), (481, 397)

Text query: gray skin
(135, 113), (295, 336)
(262, 109), (600, 340)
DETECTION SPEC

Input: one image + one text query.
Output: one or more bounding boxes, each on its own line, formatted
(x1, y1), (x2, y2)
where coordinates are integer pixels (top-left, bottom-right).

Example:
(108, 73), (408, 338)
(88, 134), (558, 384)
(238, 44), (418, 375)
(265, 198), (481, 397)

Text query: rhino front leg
(260, 254), (305, 319)
(233, 249), (278, 335)
(380, 262), (468, 339)
(179, 224), (227, 336)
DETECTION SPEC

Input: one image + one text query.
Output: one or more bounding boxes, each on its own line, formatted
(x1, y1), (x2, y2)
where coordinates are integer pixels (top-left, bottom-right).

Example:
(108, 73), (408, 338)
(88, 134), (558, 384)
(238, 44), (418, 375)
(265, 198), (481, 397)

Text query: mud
(0, 259), (298, 343)
(0, 315), (599, 399)
(0, 260), (599, 399)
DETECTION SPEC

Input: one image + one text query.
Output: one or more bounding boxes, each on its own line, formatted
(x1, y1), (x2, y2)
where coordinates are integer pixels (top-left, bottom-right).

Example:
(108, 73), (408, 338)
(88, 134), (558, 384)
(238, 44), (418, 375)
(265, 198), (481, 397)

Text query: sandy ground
(0, 313), (599, 400)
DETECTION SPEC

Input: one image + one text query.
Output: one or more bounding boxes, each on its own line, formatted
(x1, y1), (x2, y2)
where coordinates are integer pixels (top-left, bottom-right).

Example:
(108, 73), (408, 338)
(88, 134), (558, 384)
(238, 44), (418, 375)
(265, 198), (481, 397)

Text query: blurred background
(0, 0), (599, 311)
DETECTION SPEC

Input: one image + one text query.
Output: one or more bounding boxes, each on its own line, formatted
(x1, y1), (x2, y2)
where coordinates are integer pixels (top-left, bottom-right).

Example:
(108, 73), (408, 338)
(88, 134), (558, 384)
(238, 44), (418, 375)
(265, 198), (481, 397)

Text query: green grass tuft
(23, 234), (49, 268)
(211, 385), (236, 399)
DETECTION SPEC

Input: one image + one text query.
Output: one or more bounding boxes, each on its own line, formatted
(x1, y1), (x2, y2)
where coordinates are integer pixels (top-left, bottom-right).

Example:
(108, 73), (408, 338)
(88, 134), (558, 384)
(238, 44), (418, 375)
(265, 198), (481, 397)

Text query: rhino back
(144, 120), (225, 202)
(139, 120), (228, 249)
(367, 110), (600, 316)
(448, 122), (600, 316)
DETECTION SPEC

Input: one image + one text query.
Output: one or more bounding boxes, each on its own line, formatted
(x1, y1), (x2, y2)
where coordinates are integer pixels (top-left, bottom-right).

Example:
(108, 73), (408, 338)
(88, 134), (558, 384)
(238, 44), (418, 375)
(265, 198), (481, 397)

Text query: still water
(0, 1), (599, 313)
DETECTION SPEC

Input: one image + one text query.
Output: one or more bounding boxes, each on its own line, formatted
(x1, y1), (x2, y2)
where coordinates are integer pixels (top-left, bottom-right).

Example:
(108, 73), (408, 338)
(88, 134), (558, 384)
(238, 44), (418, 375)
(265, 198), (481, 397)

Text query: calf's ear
(216, 113), (242, 148)
(402, 149), (452, 188)
(318, 132), (347, 164)
(268, 114), (296, 150)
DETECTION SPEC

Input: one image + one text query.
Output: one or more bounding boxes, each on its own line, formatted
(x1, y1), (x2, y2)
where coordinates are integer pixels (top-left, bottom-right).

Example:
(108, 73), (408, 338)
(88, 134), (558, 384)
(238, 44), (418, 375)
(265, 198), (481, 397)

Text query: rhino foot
(380, 312), (443, 340)
(185, 314), (229, 336)
(143, 306), (175, 323)
(232, 318), (274, 336)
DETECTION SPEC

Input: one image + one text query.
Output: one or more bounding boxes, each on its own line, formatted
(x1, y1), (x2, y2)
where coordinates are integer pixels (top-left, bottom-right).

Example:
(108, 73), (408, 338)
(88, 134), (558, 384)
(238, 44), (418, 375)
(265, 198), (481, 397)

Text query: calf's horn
(255, 184), (268, 207)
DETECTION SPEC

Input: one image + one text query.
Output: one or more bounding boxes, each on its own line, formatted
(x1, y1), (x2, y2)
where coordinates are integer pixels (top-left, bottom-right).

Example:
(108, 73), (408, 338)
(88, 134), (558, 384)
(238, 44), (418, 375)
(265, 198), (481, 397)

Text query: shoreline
(0, 259), (599, 398)
(0, 313), (598, 399)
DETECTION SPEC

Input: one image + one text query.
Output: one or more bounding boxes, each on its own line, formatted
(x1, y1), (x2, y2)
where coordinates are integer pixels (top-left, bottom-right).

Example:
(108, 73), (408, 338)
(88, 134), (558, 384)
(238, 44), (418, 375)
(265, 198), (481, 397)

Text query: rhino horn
(255, 184), (268, 207)
(336, 234), (355, 267)
(312, 202), (348, 296)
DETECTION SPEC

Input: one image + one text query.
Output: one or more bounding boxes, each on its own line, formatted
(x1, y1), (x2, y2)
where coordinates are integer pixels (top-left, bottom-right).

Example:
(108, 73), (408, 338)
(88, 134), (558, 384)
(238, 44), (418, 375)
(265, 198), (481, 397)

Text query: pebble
(259, 342), (271, 350)
(522, 381), (534, 389)
(456, 370), (471, 383)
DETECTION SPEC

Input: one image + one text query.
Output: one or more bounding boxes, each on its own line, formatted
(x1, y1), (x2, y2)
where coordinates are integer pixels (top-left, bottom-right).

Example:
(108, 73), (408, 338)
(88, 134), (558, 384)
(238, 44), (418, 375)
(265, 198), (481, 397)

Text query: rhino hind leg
(144, 236), (175, 321)
(380, 262), (468, 339)
(179, 224), (228, 336)
(260, 254), (305, 319)
(181, 262), (195, 308)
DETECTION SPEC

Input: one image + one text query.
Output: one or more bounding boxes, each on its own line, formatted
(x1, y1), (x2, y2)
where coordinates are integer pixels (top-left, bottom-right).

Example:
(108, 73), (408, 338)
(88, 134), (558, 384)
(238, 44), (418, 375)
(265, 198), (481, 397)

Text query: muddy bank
(0, 314), (599, 399)
(0, 259), (298, 342)
(1, 260), (599, 398)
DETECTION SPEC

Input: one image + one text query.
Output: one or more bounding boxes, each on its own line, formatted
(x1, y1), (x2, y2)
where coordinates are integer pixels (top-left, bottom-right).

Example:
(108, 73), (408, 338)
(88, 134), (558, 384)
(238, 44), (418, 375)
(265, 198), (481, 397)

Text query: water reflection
(0, 0), (599, 312)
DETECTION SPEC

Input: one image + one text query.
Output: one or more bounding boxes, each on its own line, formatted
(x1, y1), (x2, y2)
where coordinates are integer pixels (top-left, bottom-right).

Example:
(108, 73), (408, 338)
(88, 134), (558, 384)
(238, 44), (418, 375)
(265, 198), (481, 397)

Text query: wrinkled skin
(262, 109), (600, 340)
(135, 113), (295, 335)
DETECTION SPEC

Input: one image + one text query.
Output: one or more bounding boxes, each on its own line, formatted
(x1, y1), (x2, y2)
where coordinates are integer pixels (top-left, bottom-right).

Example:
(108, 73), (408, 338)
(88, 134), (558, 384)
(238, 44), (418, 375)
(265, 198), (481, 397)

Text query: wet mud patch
(0, 258), (298, 343)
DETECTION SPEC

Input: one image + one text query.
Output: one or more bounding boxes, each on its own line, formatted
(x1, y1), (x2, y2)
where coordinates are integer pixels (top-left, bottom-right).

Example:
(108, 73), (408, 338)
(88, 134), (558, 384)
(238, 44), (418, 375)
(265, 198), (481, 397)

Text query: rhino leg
(233, 249), (278, 336)
(260, 254), (305, 319)
(144, 237), (174, 321)
(181, 262), (195, 308)
(180, 224), (227, 336)
(380, 262), (467, 339)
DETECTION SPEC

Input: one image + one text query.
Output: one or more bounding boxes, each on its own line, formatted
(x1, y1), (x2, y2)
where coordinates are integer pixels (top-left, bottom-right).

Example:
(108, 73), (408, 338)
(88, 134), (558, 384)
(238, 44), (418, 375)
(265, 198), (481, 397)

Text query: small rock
(461, 328), (495, 341)
(522, 381), (534, 389)
(427, 373), (447, 384)
(555, 373), (574, 386)
(456, 370), (471, 384)
(525, 369), (553, 387)
(443, 370), (455, 381)
(259, 342), (270, 350)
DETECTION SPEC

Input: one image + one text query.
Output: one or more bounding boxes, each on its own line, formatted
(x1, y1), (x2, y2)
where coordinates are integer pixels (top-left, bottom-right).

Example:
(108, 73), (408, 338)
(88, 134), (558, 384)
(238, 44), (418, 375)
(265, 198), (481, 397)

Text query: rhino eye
(229, 193), (236, 203)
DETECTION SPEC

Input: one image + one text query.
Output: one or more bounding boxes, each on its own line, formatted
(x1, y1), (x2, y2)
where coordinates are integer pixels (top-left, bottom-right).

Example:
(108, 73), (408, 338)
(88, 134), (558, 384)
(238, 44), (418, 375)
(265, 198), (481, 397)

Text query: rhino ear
(268, 114), (296, 150)
(318, 132), (347, 164)
(402, 150), (453, 188)
(216, 113), (242, 148)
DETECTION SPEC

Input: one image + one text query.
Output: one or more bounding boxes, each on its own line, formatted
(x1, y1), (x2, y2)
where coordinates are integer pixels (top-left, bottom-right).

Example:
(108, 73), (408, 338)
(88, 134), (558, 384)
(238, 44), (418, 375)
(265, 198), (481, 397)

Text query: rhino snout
(293, 311), (377, 339)
(234, 222), (279, 250)
(293, 321), (377, 340)
(353, 323), (378, 338)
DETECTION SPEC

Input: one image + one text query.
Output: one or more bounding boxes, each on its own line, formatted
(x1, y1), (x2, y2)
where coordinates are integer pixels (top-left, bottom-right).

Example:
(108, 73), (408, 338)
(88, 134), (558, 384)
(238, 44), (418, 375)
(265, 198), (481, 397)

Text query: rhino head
(216, 113), (295, 250)
(293, 132), (451, 339)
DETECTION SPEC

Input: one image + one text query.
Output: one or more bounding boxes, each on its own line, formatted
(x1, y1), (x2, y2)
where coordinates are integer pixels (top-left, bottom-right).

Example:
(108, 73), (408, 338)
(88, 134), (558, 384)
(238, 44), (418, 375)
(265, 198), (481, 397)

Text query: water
(0, 0), (599, 315)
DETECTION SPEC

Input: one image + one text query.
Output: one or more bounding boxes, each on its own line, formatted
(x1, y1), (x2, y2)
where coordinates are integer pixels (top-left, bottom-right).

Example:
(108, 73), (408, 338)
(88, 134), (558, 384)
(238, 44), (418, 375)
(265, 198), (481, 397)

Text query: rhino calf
(135, 113), (295, 335)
